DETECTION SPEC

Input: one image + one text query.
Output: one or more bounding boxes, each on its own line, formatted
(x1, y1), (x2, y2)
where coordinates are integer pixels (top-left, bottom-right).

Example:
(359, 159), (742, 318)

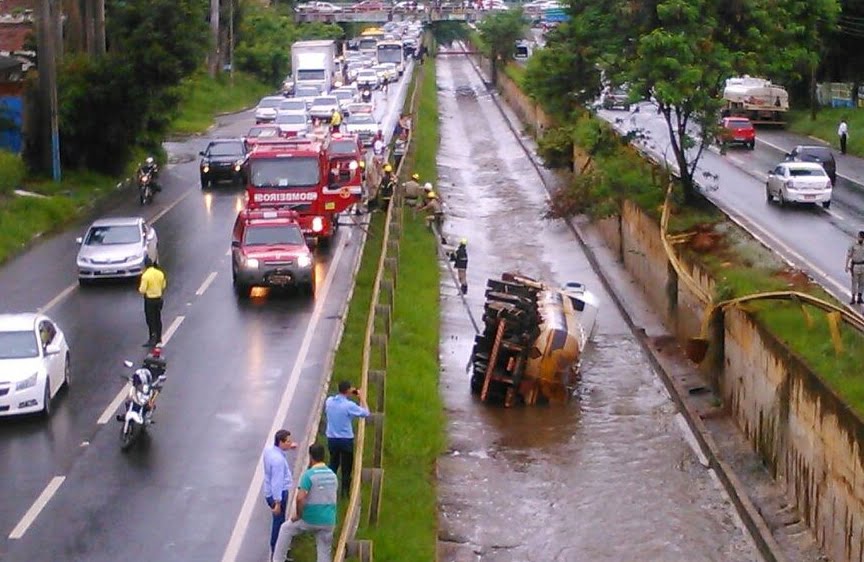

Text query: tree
(477, 8), (525, 85)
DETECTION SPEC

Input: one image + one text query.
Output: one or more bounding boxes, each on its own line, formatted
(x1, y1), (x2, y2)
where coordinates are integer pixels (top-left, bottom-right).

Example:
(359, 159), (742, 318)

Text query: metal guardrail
(332, 62), (425, 562)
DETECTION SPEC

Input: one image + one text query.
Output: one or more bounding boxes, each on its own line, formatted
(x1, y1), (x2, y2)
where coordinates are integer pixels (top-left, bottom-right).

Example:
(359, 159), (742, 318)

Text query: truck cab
(230, 208), (316, 299)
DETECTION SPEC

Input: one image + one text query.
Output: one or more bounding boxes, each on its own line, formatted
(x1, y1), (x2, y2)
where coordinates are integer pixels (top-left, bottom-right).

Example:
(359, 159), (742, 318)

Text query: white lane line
(96, 315), (186, 424)
(150, 188), (194, 223)
(195, 271), (218, 296)
(220, 237), (347, 562)
(9, 476), (66, 539)
(808, 135), (827, 143)
(37, 283), (76, 314)
(825, 209), (846, 221)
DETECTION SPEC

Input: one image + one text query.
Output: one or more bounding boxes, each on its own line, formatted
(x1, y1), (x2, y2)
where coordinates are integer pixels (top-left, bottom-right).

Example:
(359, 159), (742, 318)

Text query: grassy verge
(787, 108), (856, 155)
(170, 71), (272, 135)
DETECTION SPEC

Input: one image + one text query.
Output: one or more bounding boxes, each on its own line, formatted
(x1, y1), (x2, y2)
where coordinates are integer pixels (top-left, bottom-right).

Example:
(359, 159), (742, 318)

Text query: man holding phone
(324, 381), (370, 498)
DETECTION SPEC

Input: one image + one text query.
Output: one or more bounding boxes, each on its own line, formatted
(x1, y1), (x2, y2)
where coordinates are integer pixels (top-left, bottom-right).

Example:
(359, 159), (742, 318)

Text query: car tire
(64, 354), (71, 389)
(41, 379), (52, 418)
(233, 275), (250, 299)
(200, 176), (210, 190)
(823, 200), (831, 209)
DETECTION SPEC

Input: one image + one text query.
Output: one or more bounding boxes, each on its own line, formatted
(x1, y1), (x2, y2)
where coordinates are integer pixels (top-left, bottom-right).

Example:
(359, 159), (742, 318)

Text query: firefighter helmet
(423, 182), (433, 190)
(412, 173), (420, 181)
(427, 191), (437, 199)
(460, 238), (467, 246)
(384, 163), (393, 172)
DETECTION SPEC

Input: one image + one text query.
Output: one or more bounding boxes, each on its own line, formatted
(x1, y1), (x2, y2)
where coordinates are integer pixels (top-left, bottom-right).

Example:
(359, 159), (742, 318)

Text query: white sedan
(76, 216), (159, 283)
(296, 1), (343, 12)
(765, 162), (833, 209)
(0, 313), (70, 417)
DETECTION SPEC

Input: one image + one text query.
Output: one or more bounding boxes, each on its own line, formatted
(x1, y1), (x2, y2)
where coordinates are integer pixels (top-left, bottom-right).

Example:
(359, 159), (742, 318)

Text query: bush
(537, 125), (574, 170)
(0, 150), (25, 196)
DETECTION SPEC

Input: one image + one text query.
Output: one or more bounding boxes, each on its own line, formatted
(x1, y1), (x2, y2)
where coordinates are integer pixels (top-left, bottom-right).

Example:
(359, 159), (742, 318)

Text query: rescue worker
(139, 256), (167, 347)
(449, 238), (469, 294)
(403, 173), (423, 202)
(330, 108), (343, 134)
(378, 163), (396, 208)
(846, 230), (864, 304)
(372, 131), (385, 160)
(418, 191), (446, 244)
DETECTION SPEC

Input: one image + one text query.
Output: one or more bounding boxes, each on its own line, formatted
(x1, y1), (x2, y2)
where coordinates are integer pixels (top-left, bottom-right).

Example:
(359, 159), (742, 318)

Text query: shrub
(0, 150), (25, 196)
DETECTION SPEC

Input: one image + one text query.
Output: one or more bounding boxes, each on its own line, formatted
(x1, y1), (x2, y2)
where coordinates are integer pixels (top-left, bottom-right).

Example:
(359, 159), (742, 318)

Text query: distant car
(371, 64), (392, 84)
(354, 0), (389, 10)
(0, 313), (70, 417)
(231, 209), (316, 299)
(332, 87), (358, 108)
(376, 63), (398, 83)
(200, 139), (247, 188)
(345, 102), (374, 116)
(274, 112), (310, 137)
(309, 96), (342, 121)
(293, 85), (321, 108)
(276, 99), (308, 115)
(601, 87), (630, 110)
(356, 69), (380, 90)
(244, 125), (282, 150)
(76, 216), (158, 283)
(254, 96), (285, 124)
(785, 145), (837, 185)
(765, 162), (833, 208)
(295, 1), (343, 12)
(344, 112), (379, 146)
(717, 117), (755, 150)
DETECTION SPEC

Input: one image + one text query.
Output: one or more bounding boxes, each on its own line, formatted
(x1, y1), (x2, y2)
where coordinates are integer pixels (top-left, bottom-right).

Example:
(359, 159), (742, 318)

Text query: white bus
(376, 40), (405, 75)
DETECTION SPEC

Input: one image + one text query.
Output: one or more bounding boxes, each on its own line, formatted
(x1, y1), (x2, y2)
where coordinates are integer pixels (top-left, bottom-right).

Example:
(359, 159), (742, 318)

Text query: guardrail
(332, 62), (425, 562)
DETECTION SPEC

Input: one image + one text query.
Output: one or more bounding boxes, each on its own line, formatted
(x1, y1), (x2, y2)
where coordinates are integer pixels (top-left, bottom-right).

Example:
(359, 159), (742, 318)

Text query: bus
(358, 27), (385, 54)
(376, 40), (405, 75)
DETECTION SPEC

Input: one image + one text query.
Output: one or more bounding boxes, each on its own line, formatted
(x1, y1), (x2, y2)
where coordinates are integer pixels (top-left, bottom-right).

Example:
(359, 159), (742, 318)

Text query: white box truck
(291, 40), (337, 95)
(722, 76), (789, 126)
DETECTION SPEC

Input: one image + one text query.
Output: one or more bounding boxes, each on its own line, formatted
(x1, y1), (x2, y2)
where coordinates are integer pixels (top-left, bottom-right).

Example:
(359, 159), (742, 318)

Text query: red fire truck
(244, 138), (363, 245)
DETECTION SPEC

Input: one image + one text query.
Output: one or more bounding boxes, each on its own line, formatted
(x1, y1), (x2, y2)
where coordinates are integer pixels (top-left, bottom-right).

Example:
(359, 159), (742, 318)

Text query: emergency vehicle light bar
(240, 208), (301, 222)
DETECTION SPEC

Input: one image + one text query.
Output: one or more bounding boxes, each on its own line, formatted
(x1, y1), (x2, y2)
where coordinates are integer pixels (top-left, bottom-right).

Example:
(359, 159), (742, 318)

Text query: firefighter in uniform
(378, 163), (396, 208)
(846, 230), (864, 304)
(403, 173), (423, 204)
(449, 238), (469, 294)
(418, 191), (446, 244)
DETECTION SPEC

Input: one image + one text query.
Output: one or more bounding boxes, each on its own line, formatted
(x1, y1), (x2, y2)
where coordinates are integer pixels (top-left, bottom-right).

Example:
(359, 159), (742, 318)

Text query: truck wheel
(233, 274), (250, 299)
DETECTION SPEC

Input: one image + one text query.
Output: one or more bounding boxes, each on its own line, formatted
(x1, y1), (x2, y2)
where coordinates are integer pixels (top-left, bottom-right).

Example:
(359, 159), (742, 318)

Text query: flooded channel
(434, 53), (760, 561)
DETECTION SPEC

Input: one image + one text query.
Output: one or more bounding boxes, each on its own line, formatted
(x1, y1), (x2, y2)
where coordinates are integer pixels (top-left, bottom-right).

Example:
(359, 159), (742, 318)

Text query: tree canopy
(477, 9), (525, 84)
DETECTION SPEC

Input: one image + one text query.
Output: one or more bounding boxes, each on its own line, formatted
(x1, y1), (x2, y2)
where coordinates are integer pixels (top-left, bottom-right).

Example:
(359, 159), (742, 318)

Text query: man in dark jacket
(449, 238), (468, 294)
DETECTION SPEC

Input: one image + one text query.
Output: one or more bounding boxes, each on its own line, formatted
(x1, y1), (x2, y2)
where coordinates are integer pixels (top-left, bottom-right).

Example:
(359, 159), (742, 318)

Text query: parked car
(765, 162), (833, 208)
(785, 145), (837, 185)
(76, 216), (158, 283)
(0, 313), (70, 417)
(601, 86), (630, 110)
(717, 117), (755, 150)
(254, 96), (285, 124)
(199, 139), (247, 188)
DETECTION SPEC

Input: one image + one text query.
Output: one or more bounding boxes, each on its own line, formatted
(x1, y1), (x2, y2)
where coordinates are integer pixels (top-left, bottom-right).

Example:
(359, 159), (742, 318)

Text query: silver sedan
(76, 217), (159, 283)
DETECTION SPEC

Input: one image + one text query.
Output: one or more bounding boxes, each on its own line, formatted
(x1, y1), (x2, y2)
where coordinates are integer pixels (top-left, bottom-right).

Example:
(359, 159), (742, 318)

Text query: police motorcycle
(137, 157), (159, 206)
(360, 89), (372, 104)
(115, 348), (167, 451)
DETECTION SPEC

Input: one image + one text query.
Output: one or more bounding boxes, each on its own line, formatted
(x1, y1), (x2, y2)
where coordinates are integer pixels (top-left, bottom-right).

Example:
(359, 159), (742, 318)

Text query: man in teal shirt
(272, 444), (338, 562)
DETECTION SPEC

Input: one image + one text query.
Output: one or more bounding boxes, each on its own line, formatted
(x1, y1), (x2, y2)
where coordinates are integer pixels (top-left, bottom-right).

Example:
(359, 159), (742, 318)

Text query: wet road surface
(434, 52), (760, 561)
(0, 65), (411, 562)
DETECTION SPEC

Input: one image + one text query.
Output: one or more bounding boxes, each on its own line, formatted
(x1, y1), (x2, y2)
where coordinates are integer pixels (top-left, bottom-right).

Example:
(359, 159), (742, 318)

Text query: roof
(90, 216), (143, 227)
(0, 313), (38, 331)
(782, 162), (827, 170)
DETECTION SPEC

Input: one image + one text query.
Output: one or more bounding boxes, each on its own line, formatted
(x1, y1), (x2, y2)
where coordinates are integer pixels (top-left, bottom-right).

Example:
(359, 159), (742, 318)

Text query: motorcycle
(361, 89), (372, 103)
(138, 171), (154, 205)
(116, 349), (167, 451)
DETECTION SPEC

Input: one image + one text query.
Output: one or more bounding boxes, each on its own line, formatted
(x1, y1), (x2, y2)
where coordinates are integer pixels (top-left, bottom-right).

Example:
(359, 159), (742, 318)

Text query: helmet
(145, 157), (154, 166)
(423, 182), (433, 190)
(460, 238), (467, 246)
(359, 160), (366, 169)
(412, 173), (420, 181)
(427, 191), (437, 199)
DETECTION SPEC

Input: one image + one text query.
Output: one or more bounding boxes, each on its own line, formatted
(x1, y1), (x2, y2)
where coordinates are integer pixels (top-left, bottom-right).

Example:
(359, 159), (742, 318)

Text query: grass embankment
(170, 71), (272, 135)
(786, 108), (858, 155)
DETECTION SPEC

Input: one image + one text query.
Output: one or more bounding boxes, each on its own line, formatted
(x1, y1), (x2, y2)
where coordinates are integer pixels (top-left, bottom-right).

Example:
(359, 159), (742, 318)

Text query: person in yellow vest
(139, 256), (167, 347)
(330, 108), (343, 134)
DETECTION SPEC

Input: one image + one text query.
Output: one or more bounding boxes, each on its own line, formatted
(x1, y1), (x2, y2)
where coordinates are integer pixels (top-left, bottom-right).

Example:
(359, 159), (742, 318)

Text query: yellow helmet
(359, 160), (366, 169)
(460, 238), (467, 245)
(427, 191), (437, 199)
(412, 173), (420, 181)
(384, 164), (393, 172)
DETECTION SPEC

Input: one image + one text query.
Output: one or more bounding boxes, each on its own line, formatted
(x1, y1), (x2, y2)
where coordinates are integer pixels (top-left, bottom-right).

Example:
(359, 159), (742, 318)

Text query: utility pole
(209, 0), (220, 77)
(228, 0), (234, 84)
(36, 0), (61, 181)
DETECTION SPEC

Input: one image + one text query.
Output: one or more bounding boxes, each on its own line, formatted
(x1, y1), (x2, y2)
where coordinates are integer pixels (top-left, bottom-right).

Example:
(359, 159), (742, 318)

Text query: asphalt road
(596, 104), (864, 303)
(0, 64), (412, 562)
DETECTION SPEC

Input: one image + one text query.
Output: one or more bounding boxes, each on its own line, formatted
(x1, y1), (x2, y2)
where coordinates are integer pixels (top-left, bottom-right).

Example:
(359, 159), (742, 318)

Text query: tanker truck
(721, 76), (789, 126)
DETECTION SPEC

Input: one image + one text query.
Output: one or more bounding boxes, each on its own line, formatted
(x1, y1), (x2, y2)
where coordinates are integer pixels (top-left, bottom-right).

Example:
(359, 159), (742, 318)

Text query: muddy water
(434, 55), (760, 561)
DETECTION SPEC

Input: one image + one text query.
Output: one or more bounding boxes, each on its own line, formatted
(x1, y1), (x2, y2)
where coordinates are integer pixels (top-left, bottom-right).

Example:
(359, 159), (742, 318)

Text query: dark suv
(200, 139), (247, 189)
(785, 145), (837, 185)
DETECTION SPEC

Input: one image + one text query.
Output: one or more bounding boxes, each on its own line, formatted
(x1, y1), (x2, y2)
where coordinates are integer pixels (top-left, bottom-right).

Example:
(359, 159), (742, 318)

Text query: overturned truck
(470, 273), (599, 407)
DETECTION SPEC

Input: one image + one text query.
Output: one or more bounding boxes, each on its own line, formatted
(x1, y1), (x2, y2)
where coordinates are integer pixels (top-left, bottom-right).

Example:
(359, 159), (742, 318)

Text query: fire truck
(244, 137), (363, 245)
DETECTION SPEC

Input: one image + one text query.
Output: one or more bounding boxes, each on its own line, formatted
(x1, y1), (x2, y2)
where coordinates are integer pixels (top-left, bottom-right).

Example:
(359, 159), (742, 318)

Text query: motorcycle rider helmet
(145, 157), (154, 166)
(460, 238), (468, 246)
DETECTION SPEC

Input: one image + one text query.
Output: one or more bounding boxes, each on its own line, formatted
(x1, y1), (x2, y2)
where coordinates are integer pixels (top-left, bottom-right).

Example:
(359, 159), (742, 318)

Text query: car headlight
(297, 254), (313, 268)
(349, 160), (359, 171)
(127, 255), (144, 264)
(312, 216), (324, 233)
(16, 372), (38, 391)
(244, 257), (259, 268)
(202, 164), (210, 173)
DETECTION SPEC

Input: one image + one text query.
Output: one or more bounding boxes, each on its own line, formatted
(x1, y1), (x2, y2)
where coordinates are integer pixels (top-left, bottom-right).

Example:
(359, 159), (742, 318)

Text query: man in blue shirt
(262, 429), (297, 555)
(273, 444), (338, 562)
(324, 380), (370, 498)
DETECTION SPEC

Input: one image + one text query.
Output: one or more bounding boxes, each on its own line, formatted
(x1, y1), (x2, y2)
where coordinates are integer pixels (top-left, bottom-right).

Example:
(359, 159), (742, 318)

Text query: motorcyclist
(418, 190), (446, 244)
(361, 89), (372, 103)
(137, 157), (160, 191)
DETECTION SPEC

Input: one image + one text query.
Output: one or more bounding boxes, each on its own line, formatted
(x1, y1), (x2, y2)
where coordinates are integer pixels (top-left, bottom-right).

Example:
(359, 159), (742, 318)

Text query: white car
(274, 112), (311, 137)
(296, 1), (343, 12)
(276, 98), (309, 115)
(376, 63), (398, 83)
(293, 85), (321, 108)
(309, 95), (342, 121)
(765, 162), (833, 208)
(344, 113), (380, 146)
(0, 313), (70, 417)
(76, 216), (159, 283)
(254, 96), (285, 124)
(332, 87), (358, 110)
(356, 69), (381, 90)
(372, 64), (393, 84)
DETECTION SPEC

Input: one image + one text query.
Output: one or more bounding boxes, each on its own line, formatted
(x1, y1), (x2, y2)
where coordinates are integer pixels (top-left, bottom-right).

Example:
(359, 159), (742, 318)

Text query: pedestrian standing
(449, 238), (469, 295)
(263, 429), (297, 556)
(839, 118), (849, 155)
(138, 256), (166, 347)
(846, 230), (864, 304)
(324, 381), (370, 498)
(273, 444), (338, 562)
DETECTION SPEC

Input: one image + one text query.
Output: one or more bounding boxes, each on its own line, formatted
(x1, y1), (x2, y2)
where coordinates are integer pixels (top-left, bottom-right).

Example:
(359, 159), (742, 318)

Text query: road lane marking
(150, 188), (195, 223)
(220, 235), (348, 562)
(195, 271), (218, 296)
(96, 315), (186, 424)
(825, 209), (845, 221)
(808, 135), (827, 143)
(9, 476), (66, 539)
(37, 283), (76, 314)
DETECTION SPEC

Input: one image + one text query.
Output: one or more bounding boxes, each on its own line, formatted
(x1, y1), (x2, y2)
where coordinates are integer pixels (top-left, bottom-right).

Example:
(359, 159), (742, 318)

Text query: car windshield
(727, 120), (751, 129)
(85, 225), (141, 245)
(244, 225), (305, 246)
(348, 114), (376, 124)
(279, 100), (306, 111)
(312, 97), (338, 106)
(297, 69), (326, 81)
(296, 87), (319, 98)
(0, 330), (39, 359)
(359, 39), (378, 51)
(250, 157), (320, 188)
(258, 98), (281, 108)
(329, 140), (358, 155)
(801, 148), (832, 160)
(248, 127), (279, 138)
(276, 114), (307, 125)
(334, 91), (353, 101)
(377, 45), (403, 64)
(789, 168), (827, 177)
(209, 142), (244, 156)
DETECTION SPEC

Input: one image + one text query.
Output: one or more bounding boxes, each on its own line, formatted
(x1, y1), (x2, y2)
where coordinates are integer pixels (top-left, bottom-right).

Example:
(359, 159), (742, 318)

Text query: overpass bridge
(294, 7), (484, 23)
